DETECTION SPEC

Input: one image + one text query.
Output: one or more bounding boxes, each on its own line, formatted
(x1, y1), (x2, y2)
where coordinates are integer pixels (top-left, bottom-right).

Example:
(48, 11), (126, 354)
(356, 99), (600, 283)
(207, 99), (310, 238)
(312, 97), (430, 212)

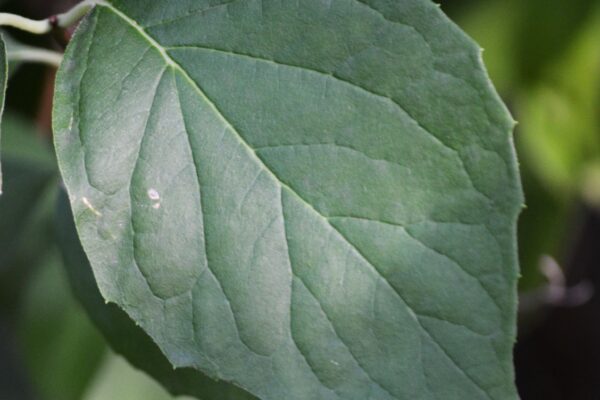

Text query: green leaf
(83, 353), (194, 400)
(517, 4), (600, 202)
(514, 0), (598, 84)
(53, 1), (523, 399)
(16, 248), (106, 400)
(0, 114), (55, 276)
(56, 192), (258, 400)
(0, 35), (7, 194)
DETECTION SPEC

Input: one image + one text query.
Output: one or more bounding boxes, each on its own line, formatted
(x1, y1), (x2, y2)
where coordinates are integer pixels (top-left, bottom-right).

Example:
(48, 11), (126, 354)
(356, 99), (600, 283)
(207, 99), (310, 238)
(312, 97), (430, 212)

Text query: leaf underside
(53, 1), (522, 399)
(56, 192), (258, 400)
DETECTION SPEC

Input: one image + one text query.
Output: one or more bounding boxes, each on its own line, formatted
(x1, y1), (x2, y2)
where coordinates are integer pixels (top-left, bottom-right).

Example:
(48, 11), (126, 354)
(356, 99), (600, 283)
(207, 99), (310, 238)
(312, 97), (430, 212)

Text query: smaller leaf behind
(16, 249), (106, 400)
(0, 35), (7, 193)
(0, 114), (56, 310)
(55, 191), (258, 400)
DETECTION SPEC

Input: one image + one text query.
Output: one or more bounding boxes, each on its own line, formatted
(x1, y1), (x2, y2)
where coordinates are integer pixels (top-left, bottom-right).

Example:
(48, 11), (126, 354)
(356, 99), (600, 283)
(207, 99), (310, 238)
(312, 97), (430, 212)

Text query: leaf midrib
(96, 3), (494, 397)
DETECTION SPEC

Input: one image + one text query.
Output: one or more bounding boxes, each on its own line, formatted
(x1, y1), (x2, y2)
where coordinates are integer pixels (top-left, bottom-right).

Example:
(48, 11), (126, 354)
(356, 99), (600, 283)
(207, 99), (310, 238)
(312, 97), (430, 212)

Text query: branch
(8, 48), (63, 68)
(0, 0), (96, 35)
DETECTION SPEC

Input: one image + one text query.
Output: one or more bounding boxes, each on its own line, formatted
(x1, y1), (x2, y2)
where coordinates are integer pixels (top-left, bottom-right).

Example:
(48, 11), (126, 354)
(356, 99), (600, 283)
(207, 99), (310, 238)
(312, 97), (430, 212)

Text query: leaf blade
(56, 191), (259, 400)
(53, 1), (523, 399)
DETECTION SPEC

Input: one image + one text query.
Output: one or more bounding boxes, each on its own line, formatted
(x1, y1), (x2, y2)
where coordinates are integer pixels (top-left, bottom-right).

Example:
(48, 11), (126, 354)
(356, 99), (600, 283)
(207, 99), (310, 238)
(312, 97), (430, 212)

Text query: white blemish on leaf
(82, 197), (102, 217)
(148, 188), (161, 209)
(148, 188), (160, 200)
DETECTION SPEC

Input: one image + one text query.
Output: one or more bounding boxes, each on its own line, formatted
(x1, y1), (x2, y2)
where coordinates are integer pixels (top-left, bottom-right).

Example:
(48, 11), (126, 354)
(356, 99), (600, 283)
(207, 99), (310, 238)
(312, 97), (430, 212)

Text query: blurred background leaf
(15, 249), (106, 400)
(517, 6), (600, 202)
(514, 0), (599, 86)
(84, 354), (194, 400)
(0, 113), (56, 313)
(452, 0), (518, 94)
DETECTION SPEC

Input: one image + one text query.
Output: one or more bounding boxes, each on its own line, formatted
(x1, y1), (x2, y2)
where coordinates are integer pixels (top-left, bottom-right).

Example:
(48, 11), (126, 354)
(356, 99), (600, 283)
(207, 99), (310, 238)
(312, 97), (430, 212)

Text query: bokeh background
(0, 0), (599, 399)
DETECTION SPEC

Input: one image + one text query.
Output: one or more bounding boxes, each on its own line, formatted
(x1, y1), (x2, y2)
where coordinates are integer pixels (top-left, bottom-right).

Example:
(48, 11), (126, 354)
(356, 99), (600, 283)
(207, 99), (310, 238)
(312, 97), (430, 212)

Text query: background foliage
(0, 0), (599, 399)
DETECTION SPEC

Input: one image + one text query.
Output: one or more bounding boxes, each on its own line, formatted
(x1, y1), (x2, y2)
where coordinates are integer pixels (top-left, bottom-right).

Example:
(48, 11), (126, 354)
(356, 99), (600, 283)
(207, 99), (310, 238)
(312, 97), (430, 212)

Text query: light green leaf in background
(53, 1), (523, 399)
(84, 354), (193, 400)
(517, 4), (600, 204)
(453, 0), (519, 94)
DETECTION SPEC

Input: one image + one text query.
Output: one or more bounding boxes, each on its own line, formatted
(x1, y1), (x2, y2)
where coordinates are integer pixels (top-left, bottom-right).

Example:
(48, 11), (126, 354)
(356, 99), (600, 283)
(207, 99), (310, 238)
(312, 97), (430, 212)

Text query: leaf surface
(56, 193), (258, 400)
(53, 1), (523, 399)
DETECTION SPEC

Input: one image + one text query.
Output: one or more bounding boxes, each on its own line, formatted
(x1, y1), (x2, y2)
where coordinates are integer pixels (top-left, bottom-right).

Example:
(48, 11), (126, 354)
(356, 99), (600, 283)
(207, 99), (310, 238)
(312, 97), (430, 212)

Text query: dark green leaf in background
(0, 35), (7, 193)
(16, 248), (106, 400)
(0, 114), (71, 400)
(0, 114), (56, 309)
(0, 115), (54, 269)
(53, 1), (523, 399)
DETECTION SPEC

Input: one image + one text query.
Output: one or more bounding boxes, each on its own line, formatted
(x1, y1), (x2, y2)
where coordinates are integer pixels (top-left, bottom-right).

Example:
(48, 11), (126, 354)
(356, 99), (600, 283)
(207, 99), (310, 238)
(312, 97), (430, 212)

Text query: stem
(0, 0), (97, 35)
(8, 49), (63, 68)
(0, 14), (50, 35)
(56, 0), (97, 29)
